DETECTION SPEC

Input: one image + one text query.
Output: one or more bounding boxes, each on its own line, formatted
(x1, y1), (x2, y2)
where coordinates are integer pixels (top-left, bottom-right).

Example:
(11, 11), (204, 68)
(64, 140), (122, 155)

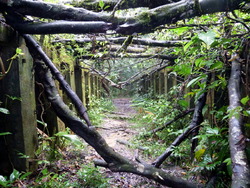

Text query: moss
(138, 11), (152, 25)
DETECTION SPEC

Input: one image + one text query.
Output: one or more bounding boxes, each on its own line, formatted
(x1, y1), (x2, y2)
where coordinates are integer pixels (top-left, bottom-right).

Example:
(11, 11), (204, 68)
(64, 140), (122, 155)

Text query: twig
(110, 0), (124, 19)
(151, 108), (195, 134)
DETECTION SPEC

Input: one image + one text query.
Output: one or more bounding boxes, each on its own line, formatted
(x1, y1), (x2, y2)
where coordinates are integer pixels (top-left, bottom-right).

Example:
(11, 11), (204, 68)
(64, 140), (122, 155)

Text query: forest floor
(87, 98), (166, 187)
(14, 98), (187, 187)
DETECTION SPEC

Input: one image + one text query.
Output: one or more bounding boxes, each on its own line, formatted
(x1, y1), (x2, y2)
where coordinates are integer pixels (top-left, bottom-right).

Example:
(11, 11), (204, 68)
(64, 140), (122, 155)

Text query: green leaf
(223, 158), (231, 165)
(210, 60), (223, 70)
(0, 132), (12, 136)
(55, 132), (82, 146)
(187, 75), (206, 88)
(0, 175), (6, 183)
(243, 110), (250, 116)
(195, 149), (206, 161)
(20, 172), (32, 180)
(241, 96), (249, 105)
(206, 127), (219, 135)
(183, 40), (194, 52)
(177, 100), (189, 108)
(195, 57), (205, 67)
(0, 107), (9, 114)
(198, 30), (216, 47)
(172, 27), (189, 35)
(99, 0), (105, 9)
(9, 169), (20, 182)
(37, 120), (47, 126)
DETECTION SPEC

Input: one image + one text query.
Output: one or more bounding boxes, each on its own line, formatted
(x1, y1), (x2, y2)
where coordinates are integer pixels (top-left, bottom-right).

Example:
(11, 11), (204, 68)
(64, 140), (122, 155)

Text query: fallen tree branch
(81, 53), (177, 61)
(78, 65), (122, 89)
(35, 60), (203, 188)
(152, 92), (207, 168)
(11, 21), (111, 34)
(0, 0), (245, 34)
(151, 108), (195, 134)
(52, 37), (184, 48)
(227, 53), (250, 188)
(119, 62), (168, 87)
(23, 34), (92, 127)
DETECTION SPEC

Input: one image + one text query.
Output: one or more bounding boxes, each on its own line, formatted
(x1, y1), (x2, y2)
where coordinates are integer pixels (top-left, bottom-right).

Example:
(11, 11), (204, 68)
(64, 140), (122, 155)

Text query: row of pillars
(139, 68), (177, 96)
(0, 22), (106, 175)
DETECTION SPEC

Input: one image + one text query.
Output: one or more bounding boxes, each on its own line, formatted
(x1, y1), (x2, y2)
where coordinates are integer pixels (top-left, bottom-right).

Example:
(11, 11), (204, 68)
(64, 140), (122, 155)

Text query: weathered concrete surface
(0, 22), (37, 175)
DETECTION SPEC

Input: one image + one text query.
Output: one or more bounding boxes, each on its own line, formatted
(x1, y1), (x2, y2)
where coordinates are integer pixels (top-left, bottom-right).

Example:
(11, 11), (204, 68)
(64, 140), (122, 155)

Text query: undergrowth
(0, 96), (114, 188)
(88, 97), (115, 125)
(131, 94), (231, 186)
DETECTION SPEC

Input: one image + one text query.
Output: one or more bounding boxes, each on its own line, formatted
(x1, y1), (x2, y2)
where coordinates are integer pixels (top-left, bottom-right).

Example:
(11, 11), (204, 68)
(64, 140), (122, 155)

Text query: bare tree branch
(81, 53), (177, 61)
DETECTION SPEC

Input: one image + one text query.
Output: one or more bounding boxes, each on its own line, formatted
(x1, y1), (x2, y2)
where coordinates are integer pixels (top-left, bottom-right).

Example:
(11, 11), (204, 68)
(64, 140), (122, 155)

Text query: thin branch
(110, 0), (124, 19)
(226, 13), (250, 32)
(151, 108), (195, 134)
(78, 64), (122, 89)
(119, 61), (168, 86)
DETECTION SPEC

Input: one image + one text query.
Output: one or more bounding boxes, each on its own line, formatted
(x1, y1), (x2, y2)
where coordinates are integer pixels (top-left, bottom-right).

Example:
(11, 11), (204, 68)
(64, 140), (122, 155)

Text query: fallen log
(227, 53), (250, 188)
(12, 21), (111, 34)
(52, 37), (184, 48)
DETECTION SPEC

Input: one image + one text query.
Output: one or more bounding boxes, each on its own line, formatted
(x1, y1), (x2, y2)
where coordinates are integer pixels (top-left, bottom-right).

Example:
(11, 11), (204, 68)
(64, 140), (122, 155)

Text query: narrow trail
(87, 98), (165, 188)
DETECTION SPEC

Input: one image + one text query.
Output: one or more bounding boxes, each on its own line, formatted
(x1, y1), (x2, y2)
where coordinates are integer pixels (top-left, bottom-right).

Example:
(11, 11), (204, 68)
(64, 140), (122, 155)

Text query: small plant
(76, 164), (110, 188)
(88, 97), (115, 125)
(0, 169), (31, 188)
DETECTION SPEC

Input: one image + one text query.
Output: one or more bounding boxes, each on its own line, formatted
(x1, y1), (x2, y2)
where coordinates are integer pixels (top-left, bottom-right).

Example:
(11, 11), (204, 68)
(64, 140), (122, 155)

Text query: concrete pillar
(0, 23), (38, 174)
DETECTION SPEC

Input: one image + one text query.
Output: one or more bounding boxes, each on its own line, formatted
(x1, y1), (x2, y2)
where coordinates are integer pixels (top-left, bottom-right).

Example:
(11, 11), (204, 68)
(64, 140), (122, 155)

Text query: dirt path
(88, 98), (165, 188)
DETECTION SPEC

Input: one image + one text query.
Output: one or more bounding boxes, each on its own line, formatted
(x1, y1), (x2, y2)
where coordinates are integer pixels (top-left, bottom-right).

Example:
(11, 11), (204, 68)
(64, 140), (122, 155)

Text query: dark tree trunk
(227, 54), (250, 188)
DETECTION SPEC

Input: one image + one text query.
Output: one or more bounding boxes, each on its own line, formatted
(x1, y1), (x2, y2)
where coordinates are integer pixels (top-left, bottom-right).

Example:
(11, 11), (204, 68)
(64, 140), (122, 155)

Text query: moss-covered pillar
(74, 60), (86, 106)
(84, 71), (91, 107)
(164, 69), (168, 94)
(97, 76), (101, 98)
(0, 24), (38, 174)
